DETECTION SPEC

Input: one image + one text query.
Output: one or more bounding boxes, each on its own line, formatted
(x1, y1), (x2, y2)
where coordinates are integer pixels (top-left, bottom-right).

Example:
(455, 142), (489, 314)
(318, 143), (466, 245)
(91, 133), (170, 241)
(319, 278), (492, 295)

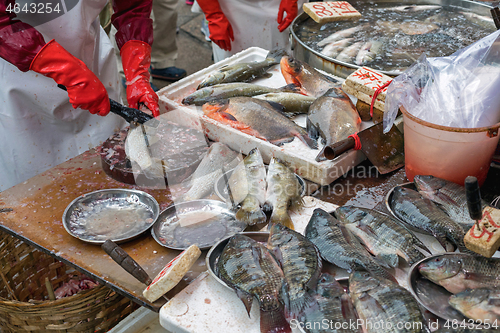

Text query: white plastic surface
(109, 307), (171, 333)
(157, 47), (367, 186)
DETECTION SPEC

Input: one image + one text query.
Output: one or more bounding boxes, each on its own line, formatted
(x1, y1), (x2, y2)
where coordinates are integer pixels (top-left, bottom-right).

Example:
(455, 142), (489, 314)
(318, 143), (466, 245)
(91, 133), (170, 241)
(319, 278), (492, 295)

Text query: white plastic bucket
(401, 106), (500, 186)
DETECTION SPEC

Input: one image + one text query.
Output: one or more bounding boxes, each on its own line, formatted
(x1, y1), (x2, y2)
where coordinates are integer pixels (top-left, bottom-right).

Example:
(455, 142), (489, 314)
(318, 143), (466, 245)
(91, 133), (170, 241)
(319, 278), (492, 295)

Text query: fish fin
(261, 73), (273, 79)
(270, 210), (295, 230)
(376, 252), (399, 268)
(296, 131), (318, 150)
(306, 118), (320, 141)
(219, 111), (238, 121)
(266, 48), (287, 63)
(235, 288), (254, 317)
(413, 239), (432, 255)
(235, 196), (267, 226)
(267, 101), (287, 113)
(406, 247), (426, 265)
(360, 257), (397, 283)
(269, 136), (295, 146)
(434, 234), (453, 252)
(287, 290), (317, 320)
(260, 306), (291, 333)
(341, 294), (358, 322)
(279, 83), (301, 93)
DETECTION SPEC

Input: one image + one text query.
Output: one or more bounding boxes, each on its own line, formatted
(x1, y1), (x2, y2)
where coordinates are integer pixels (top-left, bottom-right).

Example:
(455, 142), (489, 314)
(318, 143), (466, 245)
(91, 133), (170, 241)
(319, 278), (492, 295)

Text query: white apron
(212, 0), (307, 62)
(0, 0), (125, 191)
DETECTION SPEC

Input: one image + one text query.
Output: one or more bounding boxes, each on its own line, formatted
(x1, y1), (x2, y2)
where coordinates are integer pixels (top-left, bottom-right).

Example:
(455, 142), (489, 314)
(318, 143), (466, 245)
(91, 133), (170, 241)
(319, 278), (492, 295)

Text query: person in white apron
(0, 0), (159, 191)
(197, 0), (307, 63)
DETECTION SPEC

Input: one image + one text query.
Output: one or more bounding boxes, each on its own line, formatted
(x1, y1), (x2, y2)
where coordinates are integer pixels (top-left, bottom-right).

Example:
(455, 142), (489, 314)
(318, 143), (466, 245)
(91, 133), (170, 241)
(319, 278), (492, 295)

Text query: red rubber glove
(277, 0), (298, 32)
(29, 39), (110, 116)
(120, 40), (160, 117)
(197, 0), (234, 51)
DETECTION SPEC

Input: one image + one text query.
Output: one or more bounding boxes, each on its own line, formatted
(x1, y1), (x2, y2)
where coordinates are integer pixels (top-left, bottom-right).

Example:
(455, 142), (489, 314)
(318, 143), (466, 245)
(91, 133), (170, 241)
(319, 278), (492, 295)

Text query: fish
(317, 26), (363, 47)
(335, 206), (429, 267)
(299, 273), (358, 333)
(253, 92), (316, 117)
(414, 175), (480, 229)
(306, 88), (361, 162)
(203, 97), (318, 149)
(280, 56), (341, 97)
(355, 40), (383, 66)
(449, 288), (500, 322)
(391, 187), (469, 253)
(232, 148), (267, 226)
(182, 83), (300, 106)
(198, 48), (286, 89)
(336, 42), (364, 63)
(217, 234), (291, 333)
(381, 5), (442, 12)
(349, 271), (425, 333)
(418, 254), (500, 294)
(399, 21), (439, 35)
(321, 38), (353, 59)
(125, 124), (163, 179)
(305, 208), (395, 282)
(264, 158), (303, 230)
(267, 223), (322, 318)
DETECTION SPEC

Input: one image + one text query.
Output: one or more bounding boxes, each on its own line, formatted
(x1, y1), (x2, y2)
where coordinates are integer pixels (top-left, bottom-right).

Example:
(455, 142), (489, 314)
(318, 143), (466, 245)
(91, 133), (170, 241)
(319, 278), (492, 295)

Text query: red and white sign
(303, 1), (361, 23)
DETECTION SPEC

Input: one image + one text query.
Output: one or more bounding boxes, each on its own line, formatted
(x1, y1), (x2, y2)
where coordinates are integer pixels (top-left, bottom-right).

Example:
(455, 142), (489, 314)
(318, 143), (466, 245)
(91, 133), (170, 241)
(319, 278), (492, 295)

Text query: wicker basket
(0, 231), (139, 332)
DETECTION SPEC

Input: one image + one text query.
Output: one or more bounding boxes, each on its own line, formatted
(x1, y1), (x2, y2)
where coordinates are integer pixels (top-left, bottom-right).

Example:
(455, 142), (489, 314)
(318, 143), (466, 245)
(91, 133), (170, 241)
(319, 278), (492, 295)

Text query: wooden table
(1, 148), (498, 312)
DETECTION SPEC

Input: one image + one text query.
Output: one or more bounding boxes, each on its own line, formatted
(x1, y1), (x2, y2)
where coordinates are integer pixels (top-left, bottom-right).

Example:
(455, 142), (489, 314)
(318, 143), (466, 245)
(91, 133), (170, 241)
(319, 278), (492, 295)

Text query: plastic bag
(384, 29), (500, 133)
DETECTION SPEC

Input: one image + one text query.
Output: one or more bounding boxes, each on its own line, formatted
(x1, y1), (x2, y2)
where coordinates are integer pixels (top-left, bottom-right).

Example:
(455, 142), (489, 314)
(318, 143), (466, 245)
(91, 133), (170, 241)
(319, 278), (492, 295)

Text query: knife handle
(465, 176), (483, 221)
(102, 240), (152, 286)
(323, 137), (356, 160)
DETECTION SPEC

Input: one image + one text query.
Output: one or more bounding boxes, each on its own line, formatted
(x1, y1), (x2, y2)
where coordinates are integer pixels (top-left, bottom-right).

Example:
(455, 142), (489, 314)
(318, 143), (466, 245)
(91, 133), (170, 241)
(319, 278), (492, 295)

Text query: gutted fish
(317, 26), (363, 47)
(336, 42), (364, 63)
(321, 38), (353, 58)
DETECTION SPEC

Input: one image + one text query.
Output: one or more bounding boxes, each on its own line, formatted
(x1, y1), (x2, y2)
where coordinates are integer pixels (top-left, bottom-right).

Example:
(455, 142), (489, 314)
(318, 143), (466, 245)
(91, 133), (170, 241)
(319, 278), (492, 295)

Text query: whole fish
(125, 124), (163, 179)
(321, 38), (353, 59)
(307, 88), (361, 162)
(317, 26), (363, 47)
(391, 187), (469, 253)
(418, 254), (500, 294)
(299, 273), (359, 333)
(381, 5), (442, 12)
(349, 271), (425, 333)
(414, 175), (478, 229)
(336, 42), (364, 63)
(182, 142), (240, 201)
(267, 223), (322, 318)
(253, 92), (316, 117)
(355, 40), (383, 66)
(264, 158), (303, 230)
(280, 56), (341, 97)
(203, 97), (318, 149)
(198, 48), (286, 89)
(217, 234), (290, 333)
(449, 288), (500, 322)
(232, 148), (267, 225)
(335, 206), (429, 267)
(305, 208), (395, 282)
(182, 82), (299, 106)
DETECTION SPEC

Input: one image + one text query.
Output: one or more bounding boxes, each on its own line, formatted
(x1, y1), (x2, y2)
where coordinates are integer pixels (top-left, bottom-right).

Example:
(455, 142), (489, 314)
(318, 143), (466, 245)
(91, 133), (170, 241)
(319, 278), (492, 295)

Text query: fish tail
(269, 209), (294, 230)
(296, 131), (318, 150)
(360, 258), (397, 283)
(266, 48), (287, 64)
(236, 195), (267, 226)
(260, 307), (291, 333)
(287, 290), (316, 319)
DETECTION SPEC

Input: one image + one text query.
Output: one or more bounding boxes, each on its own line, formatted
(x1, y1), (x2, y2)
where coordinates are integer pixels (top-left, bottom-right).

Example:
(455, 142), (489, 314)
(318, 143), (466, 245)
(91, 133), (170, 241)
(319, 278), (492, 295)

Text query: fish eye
(457, 260), (462, 264)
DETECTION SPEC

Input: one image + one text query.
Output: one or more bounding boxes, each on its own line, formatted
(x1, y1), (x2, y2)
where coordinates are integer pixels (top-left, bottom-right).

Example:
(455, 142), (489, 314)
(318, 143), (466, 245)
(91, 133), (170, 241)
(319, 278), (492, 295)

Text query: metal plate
(407, 254), (474, 323)
(214, 168), (306, 204)
(63, 189), (160, 244)
(385, 182), (423, 231)
(152, 200), (247, 250)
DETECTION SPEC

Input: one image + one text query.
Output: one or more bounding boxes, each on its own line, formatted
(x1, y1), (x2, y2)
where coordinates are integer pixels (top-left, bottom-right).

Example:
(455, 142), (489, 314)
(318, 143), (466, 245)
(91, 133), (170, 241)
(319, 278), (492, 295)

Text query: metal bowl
(152, 199), (247, 250)
(385, 182), (419, 226)
(407, 253), (475, 323)
(62, 189), (159, 244)
(206, 232), (270, 290)
(214, 168), (306, 204)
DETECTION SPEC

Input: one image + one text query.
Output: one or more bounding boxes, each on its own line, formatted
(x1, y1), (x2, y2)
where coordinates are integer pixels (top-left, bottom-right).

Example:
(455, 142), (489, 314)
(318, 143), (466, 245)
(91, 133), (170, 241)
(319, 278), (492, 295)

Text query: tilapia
(217, 234), (290, 333)
(125, 124), (163, 179)
(321, 38), (353, 59)
(336, 42), (364, 63)
(335, 206), (429, 267)
(182, 142), (241, 201)
(306, 88), (361, 162)
(253, 92), (316, 117)
(203, 97), (317, 149)
(349, 271), (425, 333)
(305, 208), (395, 282)
(264, 158), (303, 230)
(449, 288), (500, 322)
(299, 273), (358, 333)
(418, 254), (500, 294)
(267, 223), (322, 318)
(182, 83), (299, 106)
(414, 175), (479, 229)
(231, 148), (267, 226)
(391, 187), (469, 253)
(198, 48), (286, 89)
(355, 40), (383, 66)
(317, 26), (363, 47)
(280, 56), (341, 97)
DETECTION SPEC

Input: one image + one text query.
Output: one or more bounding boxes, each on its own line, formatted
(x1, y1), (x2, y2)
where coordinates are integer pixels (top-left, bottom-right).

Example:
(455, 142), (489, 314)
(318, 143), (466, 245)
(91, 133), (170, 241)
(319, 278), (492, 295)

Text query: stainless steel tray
(151, 199), (247, 250)
(62, 189), (159, 244)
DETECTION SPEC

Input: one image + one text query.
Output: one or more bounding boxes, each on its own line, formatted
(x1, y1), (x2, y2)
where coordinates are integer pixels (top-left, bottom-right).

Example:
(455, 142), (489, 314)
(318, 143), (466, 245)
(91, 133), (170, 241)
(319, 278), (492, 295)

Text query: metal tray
(214, 167), (306, 204)
(151, 199), (247, 250)
(385, 182), (420, 228)
(62, 189), (159, 244)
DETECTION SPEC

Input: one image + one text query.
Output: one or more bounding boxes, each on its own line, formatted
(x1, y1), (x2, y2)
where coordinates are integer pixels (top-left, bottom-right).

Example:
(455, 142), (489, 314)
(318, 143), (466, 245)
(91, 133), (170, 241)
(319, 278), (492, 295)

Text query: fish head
(181, 88), (213, 105)
(317, 273), (345, 297)
(414, 175), (446, 193)
(334, 206), (366, 224)
(349, 271), (380, 294)
(449, 288), (490, 314)
(268, 223), (293, 246)
(198, 72), (226, 89)
(418, 256), (462, 283)
(202, 99), (230, 115)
